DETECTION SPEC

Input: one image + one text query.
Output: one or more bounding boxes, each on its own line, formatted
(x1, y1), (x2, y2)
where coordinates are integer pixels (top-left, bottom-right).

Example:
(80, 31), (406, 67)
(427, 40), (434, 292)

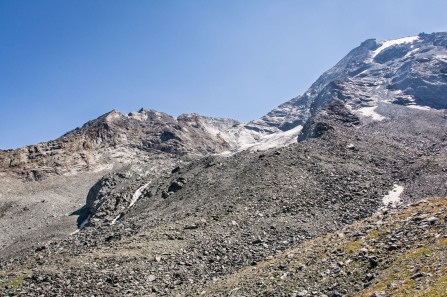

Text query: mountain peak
(1, 32), (446, 178)
(2, 32), (447, 296)
(249, 31), (447, 141)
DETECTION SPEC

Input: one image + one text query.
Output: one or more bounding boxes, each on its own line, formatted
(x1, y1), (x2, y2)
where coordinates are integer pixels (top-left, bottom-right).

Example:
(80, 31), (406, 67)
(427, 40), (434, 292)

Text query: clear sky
(1, 0), (446, 149)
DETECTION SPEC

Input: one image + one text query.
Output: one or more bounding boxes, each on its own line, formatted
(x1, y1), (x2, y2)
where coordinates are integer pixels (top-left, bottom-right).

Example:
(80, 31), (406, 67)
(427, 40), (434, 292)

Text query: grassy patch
(422, 249), (436, 256)
(0, 273), (30, 288)
(342, 239), (363, 254)
(367, 229), (380, 240)
(392, 246), (431, 265)
(423, 274), (447, 297)
(437, 237), (447, 247)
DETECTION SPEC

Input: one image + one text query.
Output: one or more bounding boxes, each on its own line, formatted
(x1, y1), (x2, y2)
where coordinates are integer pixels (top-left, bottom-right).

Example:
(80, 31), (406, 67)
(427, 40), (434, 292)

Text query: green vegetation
(0, 273), (29, 288)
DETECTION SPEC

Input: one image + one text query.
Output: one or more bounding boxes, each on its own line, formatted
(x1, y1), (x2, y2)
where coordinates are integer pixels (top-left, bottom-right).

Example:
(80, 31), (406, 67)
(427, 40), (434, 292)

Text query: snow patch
(70, 214), (91, 235)
(111, 214), (121, 225)
(372, 36), (419, 58)
(407, 105), (431, 110)
(357, 106), (385, 121)
(129, 182), (151, 208)
(201, 116), (303, 154)
(383, 184), (404, 207)
(238, 125), (303, 151)
(111, 182), (151, 225)
(91, 163), (114, 173)
(404, 47), (420, 58)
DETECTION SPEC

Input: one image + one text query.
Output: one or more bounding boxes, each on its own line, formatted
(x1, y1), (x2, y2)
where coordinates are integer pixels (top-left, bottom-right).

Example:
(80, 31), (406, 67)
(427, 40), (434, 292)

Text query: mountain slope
(1, 129), (446, 296)
(1, 32), (447, 296)
(205, 197), (447, 297)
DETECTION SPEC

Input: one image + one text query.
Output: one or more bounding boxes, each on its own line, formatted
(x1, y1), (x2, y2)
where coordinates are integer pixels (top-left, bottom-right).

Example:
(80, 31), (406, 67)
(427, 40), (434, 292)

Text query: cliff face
(0, 110), (238, 180)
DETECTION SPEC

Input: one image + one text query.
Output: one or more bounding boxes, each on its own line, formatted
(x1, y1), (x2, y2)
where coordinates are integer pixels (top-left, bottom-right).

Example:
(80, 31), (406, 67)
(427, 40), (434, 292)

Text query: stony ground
(0, 171), (106, 259)
(1, 129), (446, 296)
(205, 197), (447, 297)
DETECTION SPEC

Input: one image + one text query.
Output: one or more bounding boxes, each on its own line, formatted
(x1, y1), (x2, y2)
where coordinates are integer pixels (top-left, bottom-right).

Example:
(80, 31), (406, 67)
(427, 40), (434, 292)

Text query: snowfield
(372, 36), (419, 58)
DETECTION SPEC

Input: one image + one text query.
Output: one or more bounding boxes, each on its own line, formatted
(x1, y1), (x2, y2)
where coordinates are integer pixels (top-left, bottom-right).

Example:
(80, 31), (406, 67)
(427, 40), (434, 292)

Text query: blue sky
(1, 0), (446, 149)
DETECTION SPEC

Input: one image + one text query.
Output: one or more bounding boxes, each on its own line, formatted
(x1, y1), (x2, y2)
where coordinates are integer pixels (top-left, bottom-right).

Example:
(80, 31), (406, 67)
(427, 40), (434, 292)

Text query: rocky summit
(1, 32), (447, 296)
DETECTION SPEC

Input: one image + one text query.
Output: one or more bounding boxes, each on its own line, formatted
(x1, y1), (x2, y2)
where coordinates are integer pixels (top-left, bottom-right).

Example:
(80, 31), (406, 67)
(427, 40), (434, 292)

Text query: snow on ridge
(407, 105), (431, 111)
(372, 36), (419, 58)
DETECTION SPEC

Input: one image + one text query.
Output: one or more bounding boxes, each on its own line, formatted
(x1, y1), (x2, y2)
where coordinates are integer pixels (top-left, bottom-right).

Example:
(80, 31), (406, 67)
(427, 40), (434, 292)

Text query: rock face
(1, 32), (447, 296)
(1, 33), (446, 180)
(0, 110), (300, 180)
(0, 110), (234, 180)
(5, 32), (447, 180)
(253, 32), (447, 137)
